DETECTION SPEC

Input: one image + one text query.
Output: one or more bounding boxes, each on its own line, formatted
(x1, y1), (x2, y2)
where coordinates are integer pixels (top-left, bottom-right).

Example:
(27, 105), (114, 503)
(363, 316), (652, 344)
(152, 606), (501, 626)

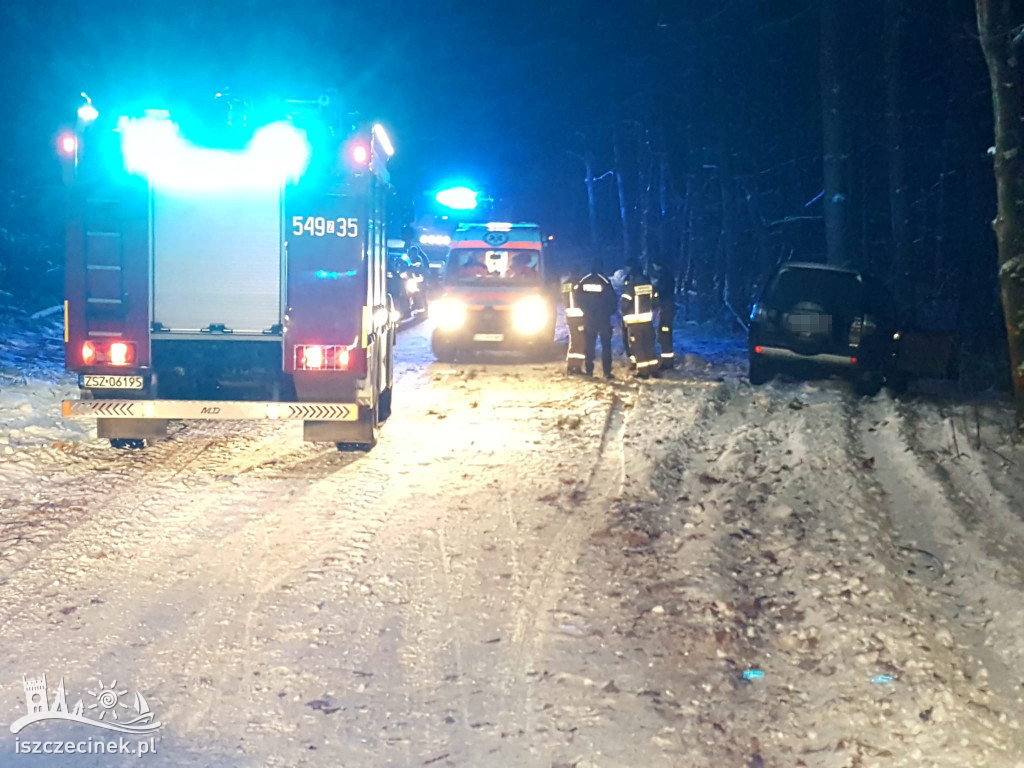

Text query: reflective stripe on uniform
(566, 308), (584, 317)
(623, 312), (653, 323)
(582, 284), (604, 292)
(637, 359), (659, 368)
(660, 352), (675, 359)
(660, 326), (671, 332)
(621, 293), (633, 300)
(567, 352), (586, 359)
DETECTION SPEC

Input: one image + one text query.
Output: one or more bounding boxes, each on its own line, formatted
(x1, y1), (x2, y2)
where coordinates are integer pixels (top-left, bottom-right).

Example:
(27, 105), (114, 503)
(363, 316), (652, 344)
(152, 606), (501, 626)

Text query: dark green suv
(748, 262), (897, 396)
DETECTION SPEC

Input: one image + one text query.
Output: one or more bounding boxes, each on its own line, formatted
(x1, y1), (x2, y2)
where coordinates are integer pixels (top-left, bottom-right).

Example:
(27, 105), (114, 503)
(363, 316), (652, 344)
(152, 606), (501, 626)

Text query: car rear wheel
(885, 370), (910, 396)
(748, 356), (773, 385)
(854, 369), (884, 397)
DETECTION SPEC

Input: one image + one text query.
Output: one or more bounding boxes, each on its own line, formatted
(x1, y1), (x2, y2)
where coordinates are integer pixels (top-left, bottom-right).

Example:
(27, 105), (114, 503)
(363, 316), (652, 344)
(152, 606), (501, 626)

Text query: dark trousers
(625, 320), (658, 375)
(567, 323), (586, 373)
(583, 322), (613, 375)
(658, 306), (675, 368)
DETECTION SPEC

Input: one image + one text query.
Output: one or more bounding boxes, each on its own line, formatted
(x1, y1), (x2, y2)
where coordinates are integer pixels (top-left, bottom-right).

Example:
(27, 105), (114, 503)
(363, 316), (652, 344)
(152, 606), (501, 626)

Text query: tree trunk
(976, 0), (1024, 427)
(583, 150), (598, 248)
(637, 125), (652, 272)
(612, 128), (631, 262)
(821, 0), (848, 267)
(885, 0), (910, 292)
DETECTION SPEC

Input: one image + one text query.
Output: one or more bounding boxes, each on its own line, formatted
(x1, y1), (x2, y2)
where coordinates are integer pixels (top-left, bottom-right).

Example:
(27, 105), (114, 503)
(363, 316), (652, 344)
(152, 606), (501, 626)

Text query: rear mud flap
(303, 417), (375, 445)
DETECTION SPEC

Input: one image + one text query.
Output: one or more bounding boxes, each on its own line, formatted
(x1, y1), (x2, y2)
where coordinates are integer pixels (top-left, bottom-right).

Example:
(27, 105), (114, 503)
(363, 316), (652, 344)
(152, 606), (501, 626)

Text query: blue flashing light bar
(119, 114), (311, 190)
(435, 186), (479, 211)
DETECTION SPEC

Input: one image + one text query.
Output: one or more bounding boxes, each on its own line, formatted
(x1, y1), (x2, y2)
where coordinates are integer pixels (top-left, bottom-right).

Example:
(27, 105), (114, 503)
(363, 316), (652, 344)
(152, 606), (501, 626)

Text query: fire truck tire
(378, 386), (393, 422)
(110, 438), (147, 450)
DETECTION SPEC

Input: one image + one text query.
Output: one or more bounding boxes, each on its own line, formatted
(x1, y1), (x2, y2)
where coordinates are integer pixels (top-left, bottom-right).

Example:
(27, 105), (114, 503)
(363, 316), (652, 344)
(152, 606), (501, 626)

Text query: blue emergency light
(435, 186), (479, 210)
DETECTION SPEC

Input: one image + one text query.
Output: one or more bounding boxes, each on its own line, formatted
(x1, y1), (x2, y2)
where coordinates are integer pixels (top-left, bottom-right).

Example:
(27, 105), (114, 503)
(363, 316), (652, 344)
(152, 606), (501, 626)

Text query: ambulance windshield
(449, 249), (541, 283)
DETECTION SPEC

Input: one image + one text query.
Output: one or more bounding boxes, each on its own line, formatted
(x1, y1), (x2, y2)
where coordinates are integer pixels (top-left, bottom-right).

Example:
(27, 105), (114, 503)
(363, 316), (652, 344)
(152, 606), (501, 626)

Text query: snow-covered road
(0, 313), (1022, 767)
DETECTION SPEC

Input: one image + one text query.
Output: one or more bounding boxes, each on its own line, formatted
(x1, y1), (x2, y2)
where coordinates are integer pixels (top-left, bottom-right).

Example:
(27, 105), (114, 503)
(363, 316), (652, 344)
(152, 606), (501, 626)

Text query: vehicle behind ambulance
(430, 222), (555, 360)
(60, 93), (398, 450)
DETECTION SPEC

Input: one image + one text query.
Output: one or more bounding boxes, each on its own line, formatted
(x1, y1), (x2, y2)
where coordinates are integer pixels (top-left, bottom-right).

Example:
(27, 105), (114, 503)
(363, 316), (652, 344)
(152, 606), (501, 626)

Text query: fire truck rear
(59, 94), (397, 450)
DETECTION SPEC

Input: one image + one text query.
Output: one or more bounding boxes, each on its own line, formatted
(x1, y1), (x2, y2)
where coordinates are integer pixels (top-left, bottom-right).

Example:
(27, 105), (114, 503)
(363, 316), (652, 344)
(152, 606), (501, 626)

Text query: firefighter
(562, 267), (586, 374)
(574, 262), (617, 378)
(654, 264), (676, 370)
(620, 260), (659, 377)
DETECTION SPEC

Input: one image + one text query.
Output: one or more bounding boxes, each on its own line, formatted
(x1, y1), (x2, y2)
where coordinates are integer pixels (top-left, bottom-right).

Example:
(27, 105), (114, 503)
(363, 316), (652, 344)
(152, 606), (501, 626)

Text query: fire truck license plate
(80, 375), (144, 390)
(473, 333), (504, 342)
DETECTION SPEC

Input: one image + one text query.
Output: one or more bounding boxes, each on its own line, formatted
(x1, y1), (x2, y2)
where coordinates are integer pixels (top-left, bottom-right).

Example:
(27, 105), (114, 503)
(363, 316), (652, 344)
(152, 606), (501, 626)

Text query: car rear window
(767, 268), (862, 313)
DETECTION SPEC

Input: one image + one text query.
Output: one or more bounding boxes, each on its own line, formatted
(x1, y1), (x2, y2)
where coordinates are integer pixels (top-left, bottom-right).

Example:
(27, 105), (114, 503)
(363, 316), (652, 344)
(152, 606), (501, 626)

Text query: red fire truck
(59, 93), (397, 450)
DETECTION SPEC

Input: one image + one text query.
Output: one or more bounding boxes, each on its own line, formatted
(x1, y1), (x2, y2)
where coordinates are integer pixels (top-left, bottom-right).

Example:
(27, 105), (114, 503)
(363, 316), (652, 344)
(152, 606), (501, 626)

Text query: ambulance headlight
(512, 295), (549, 336)
(433, 297), (467, 331)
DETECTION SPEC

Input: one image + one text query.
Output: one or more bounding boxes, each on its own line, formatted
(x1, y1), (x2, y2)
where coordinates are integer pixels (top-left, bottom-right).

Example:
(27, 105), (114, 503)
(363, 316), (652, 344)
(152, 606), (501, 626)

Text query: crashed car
(748, 261), (897, 396)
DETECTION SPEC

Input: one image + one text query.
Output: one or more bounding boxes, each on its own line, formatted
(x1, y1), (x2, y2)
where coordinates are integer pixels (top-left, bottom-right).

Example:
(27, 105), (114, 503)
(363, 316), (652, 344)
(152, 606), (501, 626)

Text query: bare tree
(821, 0), (848, 267)
(885, 0), (910, 292)
(613, 127), (631, 261)
(976, 0), (1024, 427)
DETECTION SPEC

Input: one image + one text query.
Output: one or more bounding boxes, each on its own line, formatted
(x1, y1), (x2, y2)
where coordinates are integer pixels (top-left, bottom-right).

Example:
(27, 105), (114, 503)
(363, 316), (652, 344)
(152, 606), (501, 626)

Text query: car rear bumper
(754, 345), (858, 368)
(62, 400), (360, 421)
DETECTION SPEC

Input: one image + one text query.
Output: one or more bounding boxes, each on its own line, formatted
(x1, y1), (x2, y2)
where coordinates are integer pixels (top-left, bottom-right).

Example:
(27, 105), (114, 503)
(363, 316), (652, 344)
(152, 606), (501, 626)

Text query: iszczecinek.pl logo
(10, 674), (161, 735)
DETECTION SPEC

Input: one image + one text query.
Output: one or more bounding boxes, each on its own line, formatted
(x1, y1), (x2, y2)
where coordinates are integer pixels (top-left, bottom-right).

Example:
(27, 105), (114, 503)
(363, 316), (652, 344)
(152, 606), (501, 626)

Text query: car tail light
(108, 342), (134, 366)
(849, 317), (864, 346)
(295, 345), (350, 371)
(754, 345), (764, 355)
(81, 341), (96, 365)
(849, 315), (878, 347)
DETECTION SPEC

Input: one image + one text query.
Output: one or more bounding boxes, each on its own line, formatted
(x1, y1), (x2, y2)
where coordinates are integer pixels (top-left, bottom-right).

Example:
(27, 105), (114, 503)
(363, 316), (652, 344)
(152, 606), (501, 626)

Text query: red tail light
(754, 345), (763, 354)
(296, 345), (350, 371)
(80, 340), (135, 366)
(59, 133), (77, 156)
(303, 345), (325, 370)
(109, 342), (135, 366)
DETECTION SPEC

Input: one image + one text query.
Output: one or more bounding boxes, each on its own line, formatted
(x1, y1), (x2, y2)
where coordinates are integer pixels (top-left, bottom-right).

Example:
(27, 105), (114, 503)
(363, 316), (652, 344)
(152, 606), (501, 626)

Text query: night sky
(0, 0), (1001, 328)
(0, 1), (818, 226)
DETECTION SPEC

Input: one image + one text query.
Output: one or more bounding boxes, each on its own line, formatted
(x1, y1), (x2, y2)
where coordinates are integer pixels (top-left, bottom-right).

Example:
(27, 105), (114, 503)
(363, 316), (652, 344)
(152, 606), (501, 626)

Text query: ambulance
(430, 223), (555, 360)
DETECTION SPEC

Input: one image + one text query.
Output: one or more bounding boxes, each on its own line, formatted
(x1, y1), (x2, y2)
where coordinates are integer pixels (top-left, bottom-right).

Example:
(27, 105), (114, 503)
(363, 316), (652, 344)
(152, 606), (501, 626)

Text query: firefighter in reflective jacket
(620, 262), (659, 377)
(654, 265), (676, 370)
(562, 269), (586, 374)
(574, 265), (617, 378)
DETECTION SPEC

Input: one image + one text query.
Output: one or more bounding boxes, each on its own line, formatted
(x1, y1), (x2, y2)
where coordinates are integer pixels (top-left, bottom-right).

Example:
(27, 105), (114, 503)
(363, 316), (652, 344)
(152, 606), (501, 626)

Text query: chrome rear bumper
(62, 400), (359, 421)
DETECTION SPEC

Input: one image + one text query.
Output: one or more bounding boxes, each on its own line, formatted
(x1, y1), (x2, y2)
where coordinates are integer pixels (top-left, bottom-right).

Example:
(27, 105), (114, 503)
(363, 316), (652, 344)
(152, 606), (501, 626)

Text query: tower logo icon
(22, 675), (47, 715)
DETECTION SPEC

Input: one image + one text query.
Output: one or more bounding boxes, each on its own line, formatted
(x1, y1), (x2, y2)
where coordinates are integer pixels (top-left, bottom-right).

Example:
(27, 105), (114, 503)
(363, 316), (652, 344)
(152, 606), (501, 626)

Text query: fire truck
(430, 222), (556, 360)
(59, 93), (397, 450)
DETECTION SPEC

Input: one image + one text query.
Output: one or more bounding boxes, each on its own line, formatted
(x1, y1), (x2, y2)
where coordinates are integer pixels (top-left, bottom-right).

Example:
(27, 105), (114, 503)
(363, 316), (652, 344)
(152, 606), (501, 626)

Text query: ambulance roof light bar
(77, 93), (98, 123)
